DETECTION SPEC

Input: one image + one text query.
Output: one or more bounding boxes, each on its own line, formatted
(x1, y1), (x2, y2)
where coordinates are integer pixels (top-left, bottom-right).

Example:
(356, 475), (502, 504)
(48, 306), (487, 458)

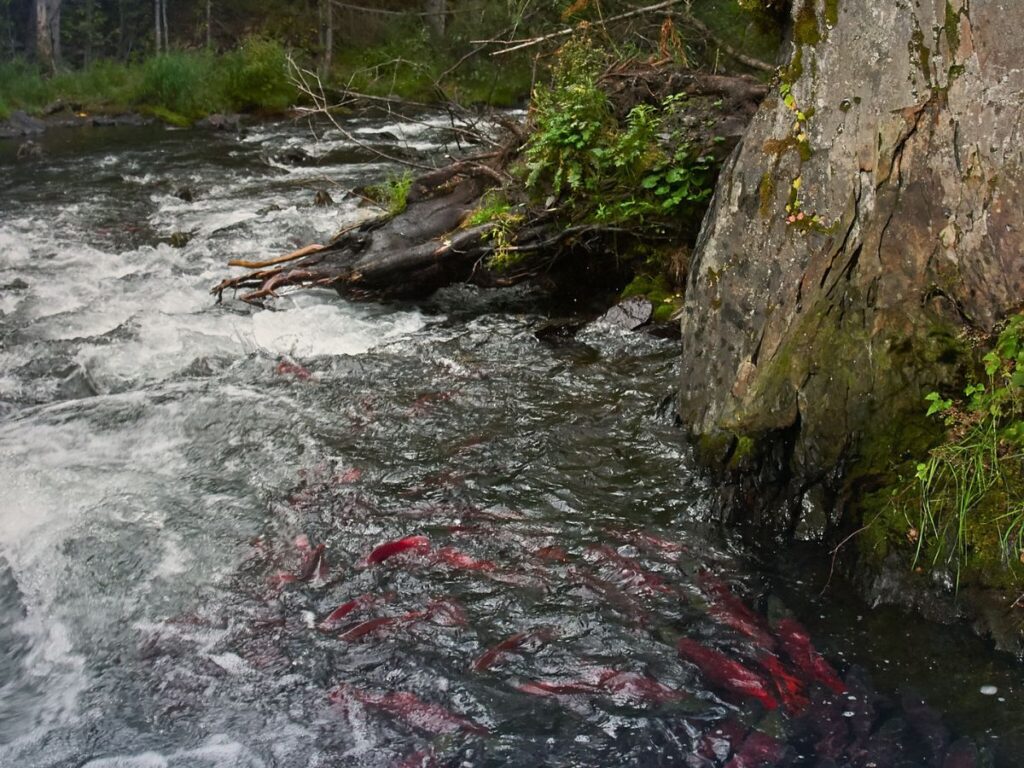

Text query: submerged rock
(0, 110), (46, 139)
(597, 296), (653, 330)
(194, 113), (241, 131)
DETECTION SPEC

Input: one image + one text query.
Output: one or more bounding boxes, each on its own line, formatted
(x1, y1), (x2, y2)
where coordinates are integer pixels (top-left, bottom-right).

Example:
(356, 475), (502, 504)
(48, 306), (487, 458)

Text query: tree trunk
(118, 0), (127, 58)
(161, 0), (168, 50)
(318, 0), (332, 76)
(425, 0), (445, 39)
(153, 0), (161, 53)
(33, 0), (59, 74)
(677, 0), (1024, 534)
(83, 0), (93, 66)
(205, 0), (211, 48)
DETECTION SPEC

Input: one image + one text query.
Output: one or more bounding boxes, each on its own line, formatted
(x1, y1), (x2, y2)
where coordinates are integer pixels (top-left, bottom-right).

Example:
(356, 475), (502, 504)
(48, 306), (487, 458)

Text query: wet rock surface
(598, 296), (654, 330)
(678, 0), (1024, 533)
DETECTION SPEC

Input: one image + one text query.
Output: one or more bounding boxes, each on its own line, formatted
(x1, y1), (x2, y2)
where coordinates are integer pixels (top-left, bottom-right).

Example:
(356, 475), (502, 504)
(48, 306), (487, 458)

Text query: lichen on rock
(678, 0), (1024, 554)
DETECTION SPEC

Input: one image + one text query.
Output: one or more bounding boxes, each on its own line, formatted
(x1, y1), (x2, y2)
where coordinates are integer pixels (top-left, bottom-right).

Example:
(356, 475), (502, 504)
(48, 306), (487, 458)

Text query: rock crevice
(678, 0), (1024, 535)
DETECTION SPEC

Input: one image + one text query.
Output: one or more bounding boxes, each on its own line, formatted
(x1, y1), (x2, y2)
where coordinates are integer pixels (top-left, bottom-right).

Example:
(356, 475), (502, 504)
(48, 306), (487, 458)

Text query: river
(0, 115), (1020, 767)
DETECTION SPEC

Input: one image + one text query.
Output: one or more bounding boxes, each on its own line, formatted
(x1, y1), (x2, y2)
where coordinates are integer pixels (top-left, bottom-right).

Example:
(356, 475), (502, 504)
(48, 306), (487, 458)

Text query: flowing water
(0, 115), (1021, 768)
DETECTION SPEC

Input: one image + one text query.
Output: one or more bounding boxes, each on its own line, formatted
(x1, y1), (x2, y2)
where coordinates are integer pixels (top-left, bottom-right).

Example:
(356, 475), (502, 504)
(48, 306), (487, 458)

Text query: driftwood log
(211, 67), (768, 307)
(212, 171), (502, 305)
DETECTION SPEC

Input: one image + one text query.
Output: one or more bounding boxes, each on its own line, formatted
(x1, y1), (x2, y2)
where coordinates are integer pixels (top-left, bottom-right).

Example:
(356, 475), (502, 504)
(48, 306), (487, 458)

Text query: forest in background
(0, 0), (783, 120)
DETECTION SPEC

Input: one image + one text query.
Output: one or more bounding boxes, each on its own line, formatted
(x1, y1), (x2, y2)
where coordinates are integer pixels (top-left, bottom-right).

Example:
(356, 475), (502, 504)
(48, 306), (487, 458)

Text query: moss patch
(794, 1), (821, 47)
(824, 0), (840, 29)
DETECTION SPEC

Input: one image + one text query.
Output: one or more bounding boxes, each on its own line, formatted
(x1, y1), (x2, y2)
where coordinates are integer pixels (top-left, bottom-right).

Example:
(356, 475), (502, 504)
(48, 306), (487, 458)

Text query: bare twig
(227, 243), (326, 270)
(476, 0), (687, 55)
(821, 523), (872, 595)
(288, 56), (436, 171)
(475, 0), (774, 72)
(671, 11), (775, 72)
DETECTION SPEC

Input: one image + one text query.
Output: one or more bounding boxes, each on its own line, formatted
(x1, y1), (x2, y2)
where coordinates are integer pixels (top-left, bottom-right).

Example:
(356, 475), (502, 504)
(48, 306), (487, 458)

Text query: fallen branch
(288, 57), (436, 172)
(476, 0), (774, 72)
(227, 243), (326, 270)
(671, 11), (775, 72)
(477, 0), (687, 56)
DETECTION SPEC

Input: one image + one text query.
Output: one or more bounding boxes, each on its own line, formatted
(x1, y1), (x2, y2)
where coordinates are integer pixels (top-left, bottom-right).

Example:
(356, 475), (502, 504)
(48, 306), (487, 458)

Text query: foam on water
(250, 299), (427, 358)
(0, 114), (471, 763)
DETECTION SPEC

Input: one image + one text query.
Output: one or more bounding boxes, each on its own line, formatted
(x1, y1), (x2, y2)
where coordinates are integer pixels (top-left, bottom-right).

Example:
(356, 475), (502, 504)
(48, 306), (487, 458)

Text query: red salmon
(276, 360), (311, 380)
(332, 686), (486, 735)
(698, 571), (776, 649)
(677, 638), (778, 710)
(364, 535), (431, 566)
(774, 617), (846, 694)
(433, 547), (496, 572)
(319, 593), (388, 630)
(755, 651), (809, 714)
(471, 628), (554, 672)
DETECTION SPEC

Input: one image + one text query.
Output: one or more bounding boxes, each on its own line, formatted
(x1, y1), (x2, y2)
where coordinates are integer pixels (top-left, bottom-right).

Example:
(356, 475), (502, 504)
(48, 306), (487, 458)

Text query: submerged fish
(297, 543), (328, 583)
(425, 597), (468, 627)
(338, 615), (400, 642)
(471, 628), (554, 671)
(432, 546), (496, 572)
(331, 685), (486, 736)
(319, 592), (389, 630)
(586, 545), (673, 595)
(774, 617), (846, 694)
(677, 638), (778, 710)
(534, 545), (570, 562)
(275, 359), (311, 380)
(755, 651), (809, 714)
(363, 535), (431, 566)
(698, 571), (776, 649)
(593, 669), (684, 704)
(517, 667), (681, 705)
(723, 729), (791, 768)
(517, 680), (603, 696)
(338, 599), (465, 641)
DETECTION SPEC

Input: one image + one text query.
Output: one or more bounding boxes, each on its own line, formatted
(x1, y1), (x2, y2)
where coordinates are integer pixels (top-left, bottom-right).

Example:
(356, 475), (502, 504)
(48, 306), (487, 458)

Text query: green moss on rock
(794, 1), (821, 46)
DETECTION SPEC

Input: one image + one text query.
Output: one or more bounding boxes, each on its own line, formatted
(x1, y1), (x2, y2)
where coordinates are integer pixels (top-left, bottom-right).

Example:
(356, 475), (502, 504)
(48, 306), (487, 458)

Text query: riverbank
(0, 39), (531, 134)
(0, 39), (298, 128)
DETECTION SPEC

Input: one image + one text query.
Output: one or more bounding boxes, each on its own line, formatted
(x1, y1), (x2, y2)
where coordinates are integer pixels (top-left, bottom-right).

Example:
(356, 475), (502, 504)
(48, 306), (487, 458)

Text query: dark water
(0, 116), (1020, 767)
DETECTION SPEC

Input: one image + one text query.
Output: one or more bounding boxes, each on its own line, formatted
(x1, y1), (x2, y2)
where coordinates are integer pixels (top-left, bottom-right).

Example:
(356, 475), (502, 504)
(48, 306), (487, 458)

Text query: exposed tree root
(212, 62), (767, 309)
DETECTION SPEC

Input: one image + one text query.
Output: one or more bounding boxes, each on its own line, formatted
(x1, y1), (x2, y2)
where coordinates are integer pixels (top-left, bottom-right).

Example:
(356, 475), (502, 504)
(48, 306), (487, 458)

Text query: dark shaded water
(0, 117), (1020, 767)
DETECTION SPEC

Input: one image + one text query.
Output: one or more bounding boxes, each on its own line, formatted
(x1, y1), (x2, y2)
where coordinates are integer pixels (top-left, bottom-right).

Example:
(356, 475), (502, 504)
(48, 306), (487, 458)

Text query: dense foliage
(893, 314), (1024, 584)
(0, 35), (292, 120)
(522, 36), (716, 228)
(0, 0), (786, 118)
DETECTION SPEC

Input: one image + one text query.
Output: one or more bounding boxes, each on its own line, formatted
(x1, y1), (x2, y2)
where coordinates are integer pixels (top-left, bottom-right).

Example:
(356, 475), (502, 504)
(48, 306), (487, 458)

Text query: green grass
(887, 313), (1024, 587)
(365, 172), (413, 216)
(0, 36), (297, 124)
(328, 21), (532, 107)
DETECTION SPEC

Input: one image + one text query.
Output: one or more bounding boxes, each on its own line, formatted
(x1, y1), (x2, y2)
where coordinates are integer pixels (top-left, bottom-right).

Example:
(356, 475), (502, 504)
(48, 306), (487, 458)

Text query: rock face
(678, 0), (1024, 534)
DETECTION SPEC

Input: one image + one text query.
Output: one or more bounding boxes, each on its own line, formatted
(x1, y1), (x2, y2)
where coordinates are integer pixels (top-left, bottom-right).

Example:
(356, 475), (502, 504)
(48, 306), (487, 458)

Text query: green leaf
(984, 351), (1001, 377)
(925, 391), (953, 416)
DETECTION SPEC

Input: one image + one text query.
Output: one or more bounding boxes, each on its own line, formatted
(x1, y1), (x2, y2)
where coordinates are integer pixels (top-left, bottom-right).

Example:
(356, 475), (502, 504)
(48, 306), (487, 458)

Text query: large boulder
(678, 0), (1024, 535)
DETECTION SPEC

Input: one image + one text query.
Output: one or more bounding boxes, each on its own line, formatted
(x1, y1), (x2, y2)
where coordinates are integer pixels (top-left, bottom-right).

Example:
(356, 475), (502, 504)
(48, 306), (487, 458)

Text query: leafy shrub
(0, 59), (50, 113)
(136, 52), (216, 117)
(464, 192), (525, 271)
(524, 37), (611, 197)
(896, 313), (1024, 583)
(366, 172), (413, 216)
(221, 36), (294, 112)
(51, 59), (136, 106)
(523, 36), (715, 227)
